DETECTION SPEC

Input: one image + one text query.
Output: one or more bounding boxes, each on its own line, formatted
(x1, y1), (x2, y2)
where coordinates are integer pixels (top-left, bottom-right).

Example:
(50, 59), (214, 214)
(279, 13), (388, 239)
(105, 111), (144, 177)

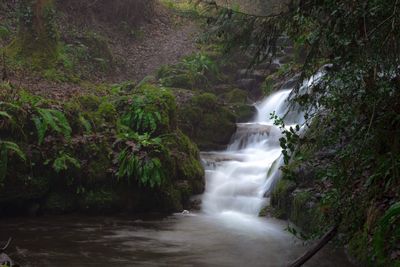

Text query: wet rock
(255, 62), (281, 73)
(237, 69), (268, 82)
(293, 164), (316, 185)
(276, 36), (292, 47)
(315, 148), (337, 159)
(237, 78), (262, 98)
(284, 46), (295, 54)
(281, 74), (300, 89)
(189, 195), (202, 210)
(277, 55), (292, 64)
(231, 104), (256, 122)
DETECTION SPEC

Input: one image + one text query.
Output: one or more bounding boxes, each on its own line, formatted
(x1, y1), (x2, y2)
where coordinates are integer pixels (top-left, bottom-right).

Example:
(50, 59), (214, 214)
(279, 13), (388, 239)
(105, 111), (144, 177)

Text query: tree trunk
(10, 0), (58, 68)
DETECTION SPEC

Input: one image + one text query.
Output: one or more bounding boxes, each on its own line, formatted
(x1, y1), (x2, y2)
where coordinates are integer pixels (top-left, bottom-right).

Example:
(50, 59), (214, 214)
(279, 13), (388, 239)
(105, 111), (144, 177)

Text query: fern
(33, 108), (72, 144)
(117, 149), (165, 188)
(373, 202), (400, 264)
(0, 141), (26, 185)
(0, 111), (12, 121)
(159, 53), (219, 87)
(79, 115), (92, 133)
(52, 153), (81, 173)
(116, 131), (165, 188)
(0, 101), (21, 125)
(121, 97), (162, 134)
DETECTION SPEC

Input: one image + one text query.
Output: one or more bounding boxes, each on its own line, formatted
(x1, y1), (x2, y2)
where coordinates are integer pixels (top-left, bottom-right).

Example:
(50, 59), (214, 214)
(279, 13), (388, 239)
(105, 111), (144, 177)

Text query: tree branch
(288, 225), (338, 267)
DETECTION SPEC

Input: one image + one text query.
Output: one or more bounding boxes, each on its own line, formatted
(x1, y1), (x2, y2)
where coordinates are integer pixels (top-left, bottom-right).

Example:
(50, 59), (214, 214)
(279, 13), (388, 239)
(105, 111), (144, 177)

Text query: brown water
(0, 213), (355, 267)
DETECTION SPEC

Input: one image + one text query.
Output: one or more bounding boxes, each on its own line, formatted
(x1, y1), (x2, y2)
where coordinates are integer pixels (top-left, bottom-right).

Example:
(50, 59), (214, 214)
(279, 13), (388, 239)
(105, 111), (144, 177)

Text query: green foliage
(118, 150), (164, 188)
(33, 108), (72, 144)
(160, 0), (205, 18)
(210, 0), (400, 264)
(78, 115), (92, 133)
(0, 25), (11, 39)
(0, 79), (202, 214)
(373, 202), (400, 265)
(158, 53), (219, 88)
(116, 132), (165, 188)
(52, 153), (81, 173)
(192, 93), (218, 110)
(0, 141), (26, 186)
(0, 110), (12, 121)
(271, 112), (300, 164)
(121, 97), (161, 134)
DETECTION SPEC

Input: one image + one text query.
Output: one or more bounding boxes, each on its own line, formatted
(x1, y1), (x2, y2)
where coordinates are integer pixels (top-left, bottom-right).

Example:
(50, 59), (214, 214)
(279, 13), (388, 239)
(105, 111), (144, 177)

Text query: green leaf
(52, 153), (81, 173)
(0, 141), (26, 185)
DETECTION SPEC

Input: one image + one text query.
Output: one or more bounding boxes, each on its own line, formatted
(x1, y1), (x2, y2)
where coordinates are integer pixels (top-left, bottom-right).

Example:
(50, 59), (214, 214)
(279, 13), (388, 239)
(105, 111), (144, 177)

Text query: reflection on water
(0, 214), (354, 266)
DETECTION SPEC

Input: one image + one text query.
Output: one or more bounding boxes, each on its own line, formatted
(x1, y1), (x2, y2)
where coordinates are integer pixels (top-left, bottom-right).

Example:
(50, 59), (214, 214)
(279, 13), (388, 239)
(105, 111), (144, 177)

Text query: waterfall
(201, 87), (305, 217)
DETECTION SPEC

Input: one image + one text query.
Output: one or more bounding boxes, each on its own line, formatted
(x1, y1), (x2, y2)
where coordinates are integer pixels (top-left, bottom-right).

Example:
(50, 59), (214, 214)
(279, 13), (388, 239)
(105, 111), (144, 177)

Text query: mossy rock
(0, 176), (50, 204)
(177, 92), (237, 150)
(220, 88), (249, 104)
(159, 185), (184, 212)
(122, 83), (177, 135)
(83, 144), (113, 186)
(270, 179), (296, 219)
(44, 192), (76, 214)
(161, 130), (205, 194)
(79, 189), (119, 213)
(231, 104), (256, 122)
(289, 189), (324, 233)
(159, 73), (193, 89)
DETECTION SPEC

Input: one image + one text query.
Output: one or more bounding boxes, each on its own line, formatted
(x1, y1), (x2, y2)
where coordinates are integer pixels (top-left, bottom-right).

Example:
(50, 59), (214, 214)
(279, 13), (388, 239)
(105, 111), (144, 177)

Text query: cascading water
(201, 87), (305, 218)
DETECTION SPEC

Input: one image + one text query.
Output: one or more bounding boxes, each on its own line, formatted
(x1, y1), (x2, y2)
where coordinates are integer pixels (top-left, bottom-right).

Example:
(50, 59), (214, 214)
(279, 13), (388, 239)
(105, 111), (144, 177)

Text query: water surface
(0, 214), (354, 266)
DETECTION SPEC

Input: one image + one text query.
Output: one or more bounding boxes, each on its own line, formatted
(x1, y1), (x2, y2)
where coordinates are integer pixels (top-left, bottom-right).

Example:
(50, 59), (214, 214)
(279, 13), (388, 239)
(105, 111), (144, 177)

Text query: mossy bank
(0, 81), (204, 216)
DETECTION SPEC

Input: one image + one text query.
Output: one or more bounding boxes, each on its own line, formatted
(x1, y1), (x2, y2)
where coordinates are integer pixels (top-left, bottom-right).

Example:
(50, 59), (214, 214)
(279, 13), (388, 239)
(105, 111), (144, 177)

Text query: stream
(0, 87), (355, 266)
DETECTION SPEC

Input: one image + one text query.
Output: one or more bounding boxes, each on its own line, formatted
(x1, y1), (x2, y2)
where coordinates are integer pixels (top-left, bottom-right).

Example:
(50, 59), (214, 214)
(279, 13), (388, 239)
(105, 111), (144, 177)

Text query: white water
(201, 88), (305, 219)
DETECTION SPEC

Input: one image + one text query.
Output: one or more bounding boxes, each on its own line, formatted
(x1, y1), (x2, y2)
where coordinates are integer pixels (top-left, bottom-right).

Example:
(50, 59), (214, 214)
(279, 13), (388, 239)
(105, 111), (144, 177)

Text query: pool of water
(0, 213), (354, 267)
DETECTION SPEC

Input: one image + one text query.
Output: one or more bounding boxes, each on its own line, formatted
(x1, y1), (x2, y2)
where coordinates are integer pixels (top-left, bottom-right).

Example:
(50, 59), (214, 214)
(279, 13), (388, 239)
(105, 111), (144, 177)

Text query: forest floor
(110, 9), (200, 83)
(5, 2), (200, 100)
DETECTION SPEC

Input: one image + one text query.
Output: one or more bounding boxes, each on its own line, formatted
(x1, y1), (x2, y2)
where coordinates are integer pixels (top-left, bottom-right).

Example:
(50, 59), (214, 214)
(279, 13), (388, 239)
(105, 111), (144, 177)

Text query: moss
(80, 189), (119, 213)
(0, 81), (205, 215)
(259, 205), (274, 217)
(290, 190), (323, 233)
(0, 176), (50, 204)
(270, 179), (296, 219)
(220, 88), (248, 104)
(80, 31), (113, 71)
(83, 143), (113, 186)
(178, 92), (236, 150)
(44, 192), (76, 214)
(6, 0), (59, 69)
(97, 100), (117, 122)
(192, 93), (218, 110)
(160, 185), (183, 212)
(77, 95), (101, 112)
(231, 104), (256, 122)
(348, 230), (370, 265)
(261, 76), (274, 96)
(161, 130), (204, 193)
